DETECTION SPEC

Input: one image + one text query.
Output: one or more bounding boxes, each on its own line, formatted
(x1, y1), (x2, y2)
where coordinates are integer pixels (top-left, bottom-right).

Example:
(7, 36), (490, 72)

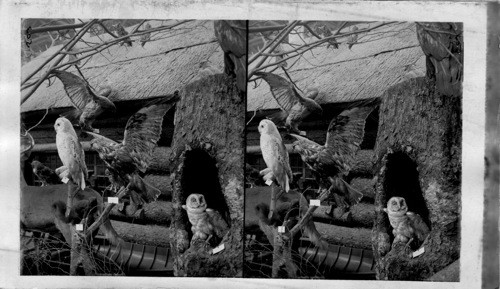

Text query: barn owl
(290, 105), (375, 211)
(88, 91), (180, 204)
(182, 193), (215, 241)
(383, 196), (430, 247)
(31, 160), (61, 186)
(52, 70), (116, 133)
(55, 117), (88, 190)
(258, 119), (292, 192)
(254, 71), (322, 135)
(213, 20), (247, 92)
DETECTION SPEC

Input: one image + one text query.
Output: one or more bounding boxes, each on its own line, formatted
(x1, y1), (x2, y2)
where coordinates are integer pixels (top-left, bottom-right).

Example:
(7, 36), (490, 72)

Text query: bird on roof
(140, 23), (151, 47)
(255, 71), (323, 135)
(51, 70), (116, 134)
(213, 20), (247, 92)
(87, 91), (180, 205)
(320, 26), (339, 49)
(31, 160), (62, 186)
(259, 119), (293, 193)
(114, 23), (132, 47)
(416, 22), (463, 96)
(55, 117), (88, 191)
(347, 25), (359, 50)
(289, 105), (376, 218)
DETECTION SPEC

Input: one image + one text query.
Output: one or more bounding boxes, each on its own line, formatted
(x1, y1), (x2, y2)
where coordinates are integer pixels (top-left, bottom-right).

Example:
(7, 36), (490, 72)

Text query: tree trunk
(169, 74), (244, 277)
(372, 77), (461, 280)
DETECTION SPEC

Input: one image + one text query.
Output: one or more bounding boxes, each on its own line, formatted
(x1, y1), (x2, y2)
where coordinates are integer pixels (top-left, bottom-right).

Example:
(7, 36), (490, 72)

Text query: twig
(85, 185), (129, 237)
(25, 107), (50, 133)
(21, 20), (99, 105)
(30, 22), (89, 35)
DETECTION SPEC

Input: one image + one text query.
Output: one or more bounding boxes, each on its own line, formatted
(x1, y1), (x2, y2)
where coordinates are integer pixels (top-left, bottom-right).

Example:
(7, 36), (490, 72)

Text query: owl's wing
(122, 91), (180, 172)
(206, 208), (229, 238)
(324, 106), (375, 171)
(269, 135), (292, 184)
(52, 70), (98, 110)
(254, 71), (304, 113)
(406, 211), (430, 242)
(67, 134), (88, 180)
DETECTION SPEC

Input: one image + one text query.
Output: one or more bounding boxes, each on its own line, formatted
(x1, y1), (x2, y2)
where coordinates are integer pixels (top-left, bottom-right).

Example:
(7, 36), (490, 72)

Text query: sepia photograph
(244, 20), (462, 280)
(20, 19), (246, 277)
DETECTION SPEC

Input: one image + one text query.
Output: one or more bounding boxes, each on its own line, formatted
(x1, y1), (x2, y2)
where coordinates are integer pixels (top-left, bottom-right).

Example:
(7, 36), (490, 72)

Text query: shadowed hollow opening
(383, 152), (430, 230)
(180, 149), (230, 226)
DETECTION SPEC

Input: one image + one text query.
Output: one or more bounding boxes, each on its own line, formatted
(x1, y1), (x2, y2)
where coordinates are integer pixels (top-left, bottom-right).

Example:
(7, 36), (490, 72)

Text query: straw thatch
(247, 22), (425, 112)
(22, 20), (224, 113)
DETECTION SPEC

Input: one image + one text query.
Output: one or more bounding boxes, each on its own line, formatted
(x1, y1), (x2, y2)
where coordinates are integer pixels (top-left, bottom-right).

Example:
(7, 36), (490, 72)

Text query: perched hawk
(259, 119), (292, 193)
(290, 105), (375, 213)
(54, 117), (88, 190)
(88, 91), (180, 204)
(255, 71), (322, 135)
(383, 196), (430, 249)
(31, 160), (61, 186)
(52, 70), (116, 133)
(214, 20), (247, 92)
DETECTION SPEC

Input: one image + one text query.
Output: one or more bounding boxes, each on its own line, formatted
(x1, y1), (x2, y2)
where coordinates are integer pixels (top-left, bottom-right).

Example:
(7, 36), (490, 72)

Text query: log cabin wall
(169, 74), (244, 277)
(372, 77), (461, 280)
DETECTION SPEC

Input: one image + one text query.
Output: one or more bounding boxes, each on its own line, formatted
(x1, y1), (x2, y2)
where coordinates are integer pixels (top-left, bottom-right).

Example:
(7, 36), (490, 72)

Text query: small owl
(383, 196), (430, 248)
(182, 193), (214, 241)
(55, 117), (88, 190)
(258, 119), (292, 192)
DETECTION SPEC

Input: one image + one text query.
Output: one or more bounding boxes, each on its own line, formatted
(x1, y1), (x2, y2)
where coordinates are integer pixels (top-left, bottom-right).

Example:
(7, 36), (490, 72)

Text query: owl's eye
(391, 200), (397, 206)
(190, 197), (196, 203)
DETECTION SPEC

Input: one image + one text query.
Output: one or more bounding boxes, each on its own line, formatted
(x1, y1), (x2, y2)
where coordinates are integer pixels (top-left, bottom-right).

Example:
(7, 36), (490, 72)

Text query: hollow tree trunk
(169, 74), (244, 277)
(372, 77), (461, 280)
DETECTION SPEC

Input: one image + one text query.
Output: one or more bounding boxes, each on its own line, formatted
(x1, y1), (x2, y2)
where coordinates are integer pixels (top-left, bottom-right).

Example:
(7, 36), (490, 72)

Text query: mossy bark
(372, 77), (461, 281)
(169, 74), (244, 277)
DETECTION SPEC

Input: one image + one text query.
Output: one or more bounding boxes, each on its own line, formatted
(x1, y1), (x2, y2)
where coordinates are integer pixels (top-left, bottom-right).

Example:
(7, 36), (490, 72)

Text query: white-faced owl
(383, 196), (430, 248)
(182, 193), (215, 241)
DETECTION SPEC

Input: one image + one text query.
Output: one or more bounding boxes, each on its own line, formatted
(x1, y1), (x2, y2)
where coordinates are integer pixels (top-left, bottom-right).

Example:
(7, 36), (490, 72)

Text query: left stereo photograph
(20, 19), (247, 277)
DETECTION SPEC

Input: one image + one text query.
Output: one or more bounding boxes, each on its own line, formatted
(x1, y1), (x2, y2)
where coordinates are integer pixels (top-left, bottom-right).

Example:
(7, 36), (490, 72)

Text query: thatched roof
(247, 22), (426, 112)
(21, 20), (224, 113)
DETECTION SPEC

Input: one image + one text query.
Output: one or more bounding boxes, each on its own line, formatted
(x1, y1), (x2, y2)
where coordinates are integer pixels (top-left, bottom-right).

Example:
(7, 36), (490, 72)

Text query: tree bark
(372, 77), (461, 280)
(169, 74), (244, 277)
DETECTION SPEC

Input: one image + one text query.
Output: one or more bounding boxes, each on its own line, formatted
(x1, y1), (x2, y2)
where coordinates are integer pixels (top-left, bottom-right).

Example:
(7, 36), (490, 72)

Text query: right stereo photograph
(244, 21), (462, 281)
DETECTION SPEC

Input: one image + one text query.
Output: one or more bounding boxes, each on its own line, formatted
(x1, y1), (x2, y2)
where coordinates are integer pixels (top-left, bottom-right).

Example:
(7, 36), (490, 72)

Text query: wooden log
(147, 147), (173, 172)
(109, 201), (174, 225)
(350, 177), (376, 201)
(372, 77), (461, 280)
(426, 259), (460, 282)
(170, 74), (244, 277)
(143, 174), (173, 201)
(109, 220), (172, 248)
(315, 222), (373, 250)
(313, 203), (376, 228)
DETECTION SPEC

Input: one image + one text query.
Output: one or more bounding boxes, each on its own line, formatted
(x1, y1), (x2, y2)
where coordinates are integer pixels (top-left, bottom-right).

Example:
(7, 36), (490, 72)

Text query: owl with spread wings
(55, 117), (88, 191)
(259, 119), (292, 193)
(214, 20), (247, 92)
(254, 71), (322, 135)
(88, 91), (180, 204)
(290, 106), (375, 214)
(383, 196), (430, 249)
(52, 70), (116, 133)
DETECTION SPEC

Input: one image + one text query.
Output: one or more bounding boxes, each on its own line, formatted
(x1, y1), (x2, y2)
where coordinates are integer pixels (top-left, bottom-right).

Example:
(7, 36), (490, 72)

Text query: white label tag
(94, 129), (100, 134)
(265, 179), (273, 186)
(212, 243), (225, 254)
(75, 224), (84, 231)
(278, 226), (286, 233)
(412, 246), (425, 258)
(107, 197), (119, 204)
(310, 199), (321, 206)
(299, 131), (307, 136)
(61, 177), (69, 184)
